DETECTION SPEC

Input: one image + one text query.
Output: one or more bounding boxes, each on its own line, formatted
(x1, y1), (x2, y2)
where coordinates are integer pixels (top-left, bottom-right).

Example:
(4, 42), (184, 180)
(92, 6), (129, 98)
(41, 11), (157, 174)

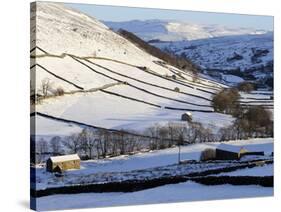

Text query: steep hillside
(31, 2), (272, 139)
(117, 29), (198, 73)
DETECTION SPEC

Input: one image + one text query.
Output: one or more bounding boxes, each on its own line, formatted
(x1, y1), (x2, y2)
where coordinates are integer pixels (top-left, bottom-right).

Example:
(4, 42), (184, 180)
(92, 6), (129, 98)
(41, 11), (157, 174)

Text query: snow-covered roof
(183, 112), (192, 116)
(216, 143), (247, 153)
(49, 154), (80, 163)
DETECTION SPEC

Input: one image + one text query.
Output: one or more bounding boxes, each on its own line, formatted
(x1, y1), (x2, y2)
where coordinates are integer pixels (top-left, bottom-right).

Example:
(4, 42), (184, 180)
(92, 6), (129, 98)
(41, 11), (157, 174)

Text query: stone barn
(46, 154), (81, 173)
(174, 87), (180, 92)
(216, 143), (248, 160)
(181, 112), (192, 122)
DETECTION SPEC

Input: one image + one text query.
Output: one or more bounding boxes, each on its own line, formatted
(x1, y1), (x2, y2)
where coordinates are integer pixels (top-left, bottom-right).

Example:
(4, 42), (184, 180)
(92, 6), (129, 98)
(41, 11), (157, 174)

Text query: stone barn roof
(216, 143), (247, 153)
(49, 154), (80, 163)
(183, 112), (192, 116)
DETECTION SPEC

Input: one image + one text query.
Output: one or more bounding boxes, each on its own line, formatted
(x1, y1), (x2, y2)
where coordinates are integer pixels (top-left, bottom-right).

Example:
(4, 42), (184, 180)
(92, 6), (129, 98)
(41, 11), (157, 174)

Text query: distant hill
(105, 20), (269, 42)
(105, 20), (273, 87)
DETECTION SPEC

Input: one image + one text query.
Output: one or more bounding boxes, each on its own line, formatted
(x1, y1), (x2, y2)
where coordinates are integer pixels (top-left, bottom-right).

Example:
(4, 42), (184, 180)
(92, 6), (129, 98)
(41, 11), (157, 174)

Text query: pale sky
(67, 3), (273, 31)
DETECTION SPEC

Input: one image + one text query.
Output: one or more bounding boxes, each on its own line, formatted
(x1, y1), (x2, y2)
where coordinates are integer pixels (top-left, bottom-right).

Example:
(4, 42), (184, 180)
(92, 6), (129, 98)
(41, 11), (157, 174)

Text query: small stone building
(216, 143), (248, 160)
(181, 112), (192, 122)
(174, 87), (180, 92)
(46, 154), (81, 173)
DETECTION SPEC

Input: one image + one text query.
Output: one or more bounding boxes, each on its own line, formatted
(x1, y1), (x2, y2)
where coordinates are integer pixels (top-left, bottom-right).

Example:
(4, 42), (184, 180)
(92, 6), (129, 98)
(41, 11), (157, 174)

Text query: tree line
(117, 29), (199, 76)
(32, 86), (273, 164)
(212, 87), (273, 140)
(33, 121), (216, 164)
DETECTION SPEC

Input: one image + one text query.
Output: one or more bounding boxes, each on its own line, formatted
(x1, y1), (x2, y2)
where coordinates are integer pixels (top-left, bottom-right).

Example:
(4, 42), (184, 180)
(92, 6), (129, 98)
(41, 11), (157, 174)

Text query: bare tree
(145, 124), (161, 150)
(63, 133), (81, 154)
(96, 129), (112, 158)
(79, 128), (97, 159)
(40, 78), (53, 98)
(116, 130), (126, 155)
(218, 126), (236, 142)
(50, 136), (62, 156)
(158, 126), (169, 149)
(37, 138), (49, 163)
(186, 122), (201, 143)
(127, 134), (139, 153)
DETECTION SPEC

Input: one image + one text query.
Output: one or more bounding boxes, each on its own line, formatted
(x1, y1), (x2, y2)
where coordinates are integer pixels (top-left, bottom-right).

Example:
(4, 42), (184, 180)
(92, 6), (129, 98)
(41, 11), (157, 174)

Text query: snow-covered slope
(36, 137), (273, 210)
(32, 3), (169, 68)
(37, 181), (273, 211)
(153, 33), (273, 72)
(31, 2), (272, 139)
(105, 20), (268, 42)
(105, 20), (273, 86)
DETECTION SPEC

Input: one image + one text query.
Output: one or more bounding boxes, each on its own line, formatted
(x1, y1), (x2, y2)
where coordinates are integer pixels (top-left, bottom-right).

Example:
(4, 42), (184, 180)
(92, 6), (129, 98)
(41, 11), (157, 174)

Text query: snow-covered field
(31, 2), (273, 140)
(34, 138), (273, 190)
(34, 138), (273, 210)
(214, 164), (273, 177)
(36, 181), (273, 211)
(30, 3), (274, 210)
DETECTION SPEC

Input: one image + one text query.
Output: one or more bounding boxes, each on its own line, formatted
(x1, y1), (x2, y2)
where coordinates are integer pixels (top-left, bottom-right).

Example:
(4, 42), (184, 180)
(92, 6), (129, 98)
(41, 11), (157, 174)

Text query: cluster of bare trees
(145, 123), (185, 150)
(74, 129), (143, 159)
(34, 107), (272, 164)
(31, 78), (65, 104)
(35, 128), (144, 163)
(34, 136), (64, 164)
(144, 122), (215, 150)
(34, 121), (216, 164)
(40, 78), (65, 98)
(218, 106), (273, 141)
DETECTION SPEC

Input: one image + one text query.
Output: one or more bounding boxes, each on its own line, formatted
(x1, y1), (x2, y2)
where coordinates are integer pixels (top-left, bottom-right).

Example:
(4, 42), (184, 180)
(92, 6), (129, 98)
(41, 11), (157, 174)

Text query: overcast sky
(67, 3), (273, 31)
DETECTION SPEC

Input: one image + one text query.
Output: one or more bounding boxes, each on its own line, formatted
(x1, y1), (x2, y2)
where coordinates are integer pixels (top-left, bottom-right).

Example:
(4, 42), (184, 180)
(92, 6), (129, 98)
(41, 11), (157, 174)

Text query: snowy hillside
(31, 2), (273, 139)
(30, 3), (273, 210)
(105, 20), (273, 86)
(153, 33), (273, 79)
(30, 2), (227, 137)
(105, 20), (268, 42)
(31, 3), (165, 67)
